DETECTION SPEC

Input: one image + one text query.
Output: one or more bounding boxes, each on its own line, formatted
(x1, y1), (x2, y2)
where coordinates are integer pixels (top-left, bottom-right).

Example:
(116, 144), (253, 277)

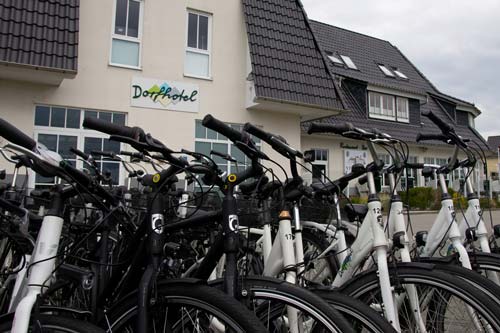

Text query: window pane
(198, 15), (208, 50)
(84, 137), (103, 155)
(185, 51), (209, 77)
(66, 108), (81, 128)
(103, 162), (120, 185)
(187, 13), (198, 48)
(207, 127), (217, 140)
(85, 110), (98, 119)
(114, 0), (127, 35)
(195, 141), (211, 156)
(127, 0), (140, 38)
(58, 135), (78, 158)
(34, 106), (50, 126)
(36, 174), (55, 184)
(111, 39), (140, 67)
(104, 139), (120, 153)
(99, 112), (112, 122)
(38, 134), (57, 151)
(195, 120), (206, 138)
(231, 145), (245, 164)
(51, 107), (65, 127)
(212, 143), (228, 164)
(113, 113), (126, 125)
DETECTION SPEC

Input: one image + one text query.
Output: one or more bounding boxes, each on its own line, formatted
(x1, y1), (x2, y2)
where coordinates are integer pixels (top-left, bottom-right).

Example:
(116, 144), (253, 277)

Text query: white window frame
(394, 69), (408, 79)
(396, 96), (410, 123)
(184, 10), (213, 80)
(378, 64), (394, 77)
(311, 148), (329, 182)
(340, 55), (357, 70)
(32, 106), (126, 188)
(109, 0), (144, 70)
(368, 91), (409, 123)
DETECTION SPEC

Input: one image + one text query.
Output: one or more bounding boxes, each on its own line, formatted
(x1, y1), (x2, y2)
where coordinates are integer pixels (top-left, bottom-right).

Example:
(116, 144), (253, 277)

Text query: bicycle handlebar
(244, 123), (303, 159)
(83, 117), (144, 141)
(0, 118), (37, 150)
(307, 122), (354, 135)
(202, 114), (243, 143)
(416, 133), (449, 143)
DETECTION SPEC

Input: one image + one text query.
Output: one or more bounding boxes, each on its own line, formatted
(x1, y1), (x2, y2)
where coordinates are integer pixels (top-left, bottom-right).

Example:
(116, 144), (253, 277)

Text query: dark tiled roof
(310, 20), (435, 96)
(242, 0), (343, 110)
(0, 0), (79, 72)
(302, 83), (489, 151)
(487, 136), (500, 151)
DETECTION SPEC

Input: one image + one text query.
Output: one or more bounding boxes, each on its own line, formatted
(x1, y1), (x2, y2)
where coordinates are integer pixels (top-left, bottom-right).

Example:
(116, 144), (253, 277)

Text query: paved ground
(407, 209), (500, 233)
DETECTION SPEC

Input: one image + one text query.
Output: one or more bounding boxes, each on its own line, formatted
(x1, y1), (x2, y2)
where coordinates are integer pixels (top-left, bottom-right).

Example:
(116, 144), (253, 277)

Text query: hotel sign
(131, 77), (199, 113)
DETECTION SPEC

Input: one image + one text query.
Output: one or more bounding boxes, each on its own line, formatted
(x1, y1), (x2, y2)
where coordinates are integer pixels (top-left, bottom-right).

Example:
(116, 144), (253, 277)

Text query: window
(378, 65), (394, 77)
(396, 97), (409, 122)
(33, 105), (126, 188)
(368, 92), (409, 123)
(393, 68), (408, 79)
(185, 11), (212, 78)
(310, 149), (328, 182)
(110, 0), (143, 68)
(340, 55), (357, 70)
(401, 156), (419, 190)
(194, 120), (260, 186)
(327, 54), (344, 66)
(379, 154), (392, 188)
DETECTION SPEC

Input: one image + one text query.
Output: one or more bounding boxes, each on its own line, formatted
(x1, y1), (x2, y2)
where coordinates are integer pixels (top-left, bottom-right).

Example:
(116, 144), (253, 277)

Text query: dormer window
(378, 64), (394, 77)
(393, 68), (408, 79)
(368, 91), (409, 123)
(340, 55), (358, 70)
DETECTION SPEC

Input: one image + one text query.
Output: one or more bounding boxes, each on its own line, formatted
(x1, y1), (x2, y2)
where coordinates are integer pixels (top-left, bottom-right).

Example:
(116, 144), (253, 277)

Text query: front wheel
(341, 263), (500, 332)
(104, 280), (267, 332)
(0, 314), (104, 332)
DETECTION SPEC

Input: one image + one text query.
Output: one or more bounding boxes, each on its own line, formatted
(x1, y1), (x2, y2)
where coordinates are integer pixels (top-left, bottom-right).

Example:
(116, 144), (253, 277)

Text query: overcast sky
(302, 0), (500, 139)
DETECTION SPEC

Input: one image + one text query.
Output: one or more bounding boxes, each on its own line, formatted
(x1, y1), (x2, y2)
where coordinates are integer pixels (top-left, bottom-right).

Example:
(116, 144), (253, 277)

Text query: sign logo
(131, 77), (199, 113)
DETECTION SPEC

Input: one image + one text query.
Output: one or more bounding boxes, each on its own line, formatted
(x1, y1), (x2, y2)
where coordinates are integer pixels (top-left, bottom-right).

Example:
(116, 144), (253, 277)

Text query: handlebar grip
(244, 123), (302, 158)
(307, 122), (354, 135)
(83, 117), (144, 140)
(91, 151), (116, 159)
(202, 114), (242, 143)
(70, 147), (90, 161)
(421, 110), (453, 133)
(415, 133), (448, 143)
(120, 150), (144, 159)
(405, 162), (425, 169)
(0, 118), (36, 150)
(358, 175), (368, 186)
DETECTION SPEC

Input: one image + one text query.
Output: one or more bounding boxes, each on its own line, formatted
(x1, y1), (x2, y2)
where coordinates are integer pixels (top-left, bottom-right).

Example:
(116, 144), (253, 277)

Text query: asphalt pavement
(406, 209), (500, 233)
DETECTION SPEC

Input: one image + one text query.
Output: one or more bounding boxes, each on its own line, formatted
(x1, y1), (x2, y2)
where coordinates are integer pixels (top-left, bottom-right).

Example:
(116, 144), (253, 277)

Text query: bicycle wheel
(341, 263), (500, 332)
(210, 276), (355, 333)
(301, 228), (338, 285)
(105, 280), (267, 332)
(313, 289), (397, 332)
(0, 314), (104, 332)
(416, 254), (500, 305)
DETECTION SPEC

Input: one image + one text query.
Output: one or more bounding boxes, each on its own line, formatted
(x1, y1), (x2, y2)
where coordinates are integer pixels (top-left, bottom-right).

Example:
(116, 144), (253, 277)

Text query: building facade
(0, 0), (489, 192)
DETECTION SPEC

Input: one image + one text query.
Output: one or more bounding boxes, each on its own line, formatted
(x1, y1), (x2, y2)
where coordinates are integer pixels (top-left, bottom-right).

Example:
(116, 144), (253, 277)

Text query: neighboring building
(299, 21), (489, 192)
(0, 0), (343, 188)
(0, 0), (490, 193)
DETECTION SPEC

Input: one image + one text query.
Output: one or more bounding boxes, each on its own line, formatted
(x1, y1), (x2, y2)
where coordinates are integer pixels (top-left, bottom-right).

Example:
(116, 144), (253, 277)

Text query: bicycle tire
(312, 289), (397, 332)
(340, 262), (500, 332)
(301, 228), (338, 284)
(0, 314), (104, 332)
(209, 276), (355, 333)
(104, 279), (267, 332)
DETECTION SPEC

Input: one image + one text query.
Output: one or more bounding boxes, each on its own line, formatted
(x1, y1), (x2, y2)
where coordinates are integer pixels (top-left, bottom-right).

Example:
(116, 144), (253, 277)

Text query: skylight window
(328, 54), (344, 66)
(393, 69), (408, 79)
(378, 64), (395, 77)
(340, 55), (357, 70)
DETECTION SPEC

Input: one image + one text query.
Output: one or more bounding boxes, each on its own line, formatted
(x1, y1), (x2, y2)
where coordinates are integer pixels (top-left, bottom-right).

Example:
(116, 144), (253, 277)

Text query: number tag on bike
(229, 214), (239, 233)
